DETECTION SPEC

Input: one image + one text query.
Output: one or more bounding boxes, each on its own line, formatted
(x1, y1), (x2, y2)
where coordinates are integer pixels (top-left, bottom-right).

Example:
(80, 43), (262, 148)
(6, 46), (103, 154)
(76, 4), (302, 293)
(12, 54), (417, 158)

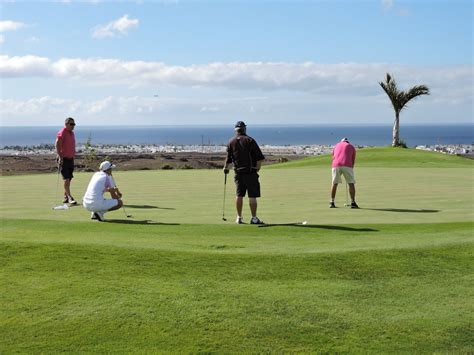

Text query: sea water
(1, 124), (473, 148)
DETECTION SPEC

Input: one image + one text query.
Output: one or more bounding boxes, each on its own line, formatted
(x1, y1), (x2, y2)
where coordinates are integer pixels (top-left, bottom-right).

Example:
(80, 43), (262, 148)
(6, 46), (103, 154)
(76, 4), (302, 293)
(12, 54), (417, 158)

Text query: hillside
(268, 147), (474, 168)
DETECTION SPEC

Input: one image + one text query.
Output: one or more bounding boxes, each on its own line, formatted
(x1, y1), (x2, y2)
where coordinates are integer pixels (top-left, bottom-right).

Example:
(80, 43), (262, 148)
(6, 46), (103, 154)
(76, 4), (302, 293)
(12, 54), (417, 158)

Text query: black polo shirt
(226, 134), (265, 174)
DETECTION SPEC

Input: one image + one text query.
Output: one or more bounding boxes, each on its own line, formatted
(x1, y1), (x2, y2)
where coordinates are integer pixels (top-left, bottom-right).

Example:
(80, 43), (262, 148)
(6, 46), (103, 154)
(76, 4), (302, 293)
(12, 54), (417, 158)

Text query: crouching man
(83, 161), (123, 222)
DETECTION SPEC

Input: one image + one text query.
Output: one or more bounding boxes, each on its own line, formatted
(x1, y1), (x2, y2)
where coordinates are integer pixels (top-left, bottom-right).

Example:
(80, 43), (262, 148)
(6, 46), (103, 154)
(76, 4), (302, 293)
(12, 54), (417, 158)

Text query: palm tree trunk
(392, 112), (400, 147)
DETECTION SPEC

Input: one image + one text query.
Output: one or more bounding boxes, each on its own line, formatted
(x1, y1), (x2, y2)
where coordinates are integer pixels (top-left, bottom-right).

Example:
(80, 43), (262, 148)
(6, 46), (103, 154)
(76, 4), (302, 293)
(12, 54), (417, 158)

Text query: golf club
(344, 182), (350, 207)
(114, 187), (131, 218)
(122, 205), (132, 218)
(222, 172), (227, 221)
(110, 174), (132, 218)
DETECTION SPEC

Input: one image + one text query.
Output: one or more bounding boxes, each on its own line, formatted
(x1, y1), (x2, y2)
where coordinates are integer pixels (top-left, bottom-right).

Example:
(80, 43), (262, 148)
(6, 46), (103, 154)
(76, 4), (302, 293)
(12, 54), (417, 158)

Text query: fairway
(1, 148), (473, 352)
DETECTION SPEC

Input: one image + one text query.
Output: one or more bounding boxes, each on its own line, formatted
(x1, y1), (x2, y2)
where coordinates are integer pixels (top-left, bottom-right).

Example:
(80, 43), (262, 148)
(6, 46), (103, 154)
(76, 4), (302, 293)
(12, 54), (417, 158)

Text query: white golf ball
(302, 221), (307, 225)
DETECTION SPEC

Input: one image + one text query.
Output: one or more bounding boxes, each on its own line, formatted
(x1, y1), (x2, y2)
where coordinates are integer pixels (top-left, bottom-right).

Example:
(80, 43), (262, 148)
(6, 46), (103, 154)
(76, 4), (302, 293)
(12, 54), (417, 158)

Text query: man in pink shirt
(330, 137), (359, 208)
(55, 117), (77, 204)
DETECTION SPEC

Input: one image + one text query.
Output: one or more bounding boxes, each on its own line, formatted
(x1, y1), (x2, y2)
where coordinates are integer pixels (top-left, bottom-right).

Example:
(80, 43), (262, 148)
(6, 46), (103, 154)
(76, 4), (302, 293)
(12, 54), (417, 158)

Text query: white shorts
(83, 198), (118, 213)
(332, 167), (355, 185)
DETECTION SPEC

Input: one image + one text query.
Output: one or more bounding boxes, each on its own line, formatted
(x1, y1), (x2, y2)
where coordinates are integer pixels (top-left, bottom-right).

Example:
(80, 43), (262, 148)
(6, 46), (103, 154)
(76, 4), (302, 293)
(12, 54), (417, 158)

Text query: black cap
(234, 121), (246, 128)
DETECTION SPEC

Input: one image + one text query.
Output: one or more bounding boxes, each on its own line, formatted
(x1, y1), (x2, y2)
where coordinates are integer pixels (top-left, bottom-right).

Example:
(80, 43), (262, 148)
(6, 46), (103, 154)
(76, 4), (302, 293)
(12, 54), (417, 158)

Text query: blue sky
(1, 0), (472, 126)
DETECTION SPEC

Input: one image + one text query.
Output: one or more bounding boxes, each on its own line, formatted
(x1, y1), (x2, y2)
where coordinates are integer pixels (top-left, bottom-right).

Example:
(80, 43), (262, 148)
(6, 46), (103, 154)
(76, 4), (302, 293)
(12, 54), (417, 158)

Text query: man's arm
(108, 187), (122, 199)
(55, 137), (63, 163)
(223, 145), (233, 174)
(252, 140), (265, 171)
(107, 175), (122, 199)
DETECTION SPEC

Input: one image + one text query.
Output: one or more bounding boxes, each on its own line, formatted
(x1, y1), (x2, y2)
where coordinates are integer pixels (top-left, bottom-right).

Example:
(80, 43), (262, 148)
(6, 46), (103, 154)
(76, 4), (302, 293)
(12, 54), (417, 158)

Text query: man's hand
(109, 187), (122, 199)
(56, 155), (63, 165)
(223, 168), (229, 174)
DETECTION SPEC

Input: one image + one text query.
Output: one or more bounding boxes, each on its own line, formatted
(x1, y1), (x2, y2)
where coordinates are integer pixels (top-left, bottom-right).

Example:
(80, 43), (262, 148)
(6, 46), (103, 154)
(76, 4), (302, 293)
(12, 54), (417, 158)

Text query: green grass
(268, 146), (474, 168)
(1, 148), (473, 352)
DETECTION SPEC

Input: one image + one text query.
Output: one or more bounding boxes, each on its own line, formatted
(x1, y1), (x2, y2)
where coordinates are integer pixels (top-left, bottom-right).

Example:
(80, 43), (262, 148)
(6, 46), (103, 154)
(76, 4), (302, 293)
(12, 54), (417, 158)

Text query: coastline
(1, 143), (472, 176)
(1, 142), (472, 157)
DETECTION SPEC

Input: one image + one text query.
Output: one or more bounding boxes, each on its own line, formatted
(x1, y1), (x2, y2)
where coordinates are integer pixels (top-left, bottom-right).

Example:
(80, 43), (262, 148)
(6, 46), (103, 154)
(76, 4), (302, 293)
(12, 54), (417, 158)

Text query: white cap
(99, 161), (116, 171)
(341, 137), (349, 143)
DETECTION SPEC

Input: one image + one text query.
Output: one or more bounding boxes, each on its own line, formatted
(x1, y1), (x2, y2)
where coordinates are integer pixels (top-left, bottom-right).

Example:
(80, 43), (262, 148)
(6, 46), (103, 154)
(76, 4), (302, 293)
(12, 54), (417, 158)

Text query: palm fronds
(380, 73), (430, 147)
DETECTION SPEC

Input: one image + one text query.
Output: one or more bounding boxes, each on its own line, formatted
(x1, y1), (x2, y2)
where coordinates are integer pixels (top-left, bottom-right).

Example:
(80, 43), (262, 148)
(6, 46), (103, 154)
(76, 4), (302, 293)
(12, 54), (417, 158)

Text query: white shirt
(83, 171), (114, 203)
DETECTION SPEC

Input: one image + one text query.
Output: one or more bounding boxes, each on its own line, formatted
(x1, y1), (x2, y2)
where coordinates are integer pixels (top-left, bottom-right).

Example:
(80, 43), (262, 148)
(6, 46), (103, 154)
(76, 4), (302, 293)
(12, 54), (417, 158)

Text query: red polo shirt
(56, 127), (76, 158)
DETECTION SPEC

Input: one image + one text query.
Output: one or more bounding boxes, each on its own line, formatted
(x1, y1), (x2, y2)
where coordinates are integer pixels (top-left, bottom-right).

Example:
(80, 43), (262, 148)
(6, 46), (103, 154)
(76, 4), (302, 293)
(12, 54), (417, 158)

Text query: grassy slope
(1, 240), (472, 352)
(267, 147), (474, 168)
(1, 148), (473, 352)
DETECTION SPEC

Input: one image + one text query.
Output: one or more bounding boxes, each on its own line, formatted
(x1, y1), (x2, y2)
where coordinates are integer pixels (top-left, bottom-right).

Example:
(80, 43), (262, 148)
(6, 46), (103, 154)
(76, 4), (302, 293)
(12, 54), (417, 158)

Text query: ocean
(1, 124), (473, 148)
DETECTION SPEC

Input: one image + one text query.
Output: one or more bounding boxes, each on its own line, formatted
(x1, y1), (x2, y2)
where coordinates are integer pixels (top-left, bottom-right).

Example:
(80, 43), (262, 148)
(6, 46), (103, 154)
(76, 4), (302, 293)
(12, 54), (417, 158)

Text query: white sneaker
(250, 217), (264, 225)
(91, 212), (97, 220)
(235, 216), (244, 224)
(95, 211), (105, 222)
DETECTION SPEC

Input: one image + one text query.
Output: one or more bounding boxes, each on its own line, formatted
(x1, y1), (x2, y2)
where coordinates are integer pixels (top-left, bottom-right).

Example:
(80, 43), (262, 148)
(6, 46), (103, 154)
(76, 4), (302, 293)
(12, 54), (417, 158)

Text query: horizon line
(1, 122), (473, 128)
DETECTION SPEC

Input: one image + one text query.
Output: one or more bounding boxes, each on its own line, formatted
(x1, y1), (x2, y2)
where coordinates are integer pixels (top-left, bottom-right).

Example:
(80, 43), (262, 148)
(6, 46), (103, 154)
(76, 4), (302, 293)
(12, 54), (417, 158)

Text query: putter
(344, 182), (350, 207)
(222, 172), (227, 221)
(122, 205), (132, 218)
(111, 174), (132, 218)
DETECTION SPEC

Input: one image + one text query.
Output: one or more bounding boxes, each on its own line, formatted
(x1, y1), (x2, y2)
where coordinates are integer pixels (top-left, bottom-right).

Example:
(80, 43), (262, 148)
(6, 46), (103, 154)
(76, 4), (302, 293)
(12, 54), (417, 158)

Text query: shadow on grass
(258, 223), (378, 232)
(105, 219), (180, 225)
(124, 204), (175, 210)
(362, 208), (439, 213)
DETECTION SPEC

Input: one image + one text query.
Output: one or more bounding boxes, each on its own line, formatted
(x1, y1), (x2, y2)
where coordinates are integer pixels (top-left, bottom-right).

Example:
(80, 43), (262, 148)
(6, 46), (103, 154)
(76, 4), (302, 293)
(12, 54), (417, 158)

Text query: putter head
(222, 217), (227, 221)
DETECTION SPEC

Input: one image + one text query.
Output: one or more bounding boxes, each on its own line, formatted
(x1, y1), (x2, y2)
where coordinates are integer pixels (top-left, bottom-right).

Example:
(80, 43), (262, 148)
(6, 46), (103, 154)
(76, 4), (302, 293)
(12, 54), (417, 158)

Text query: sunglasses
(68, 123), (76, 126)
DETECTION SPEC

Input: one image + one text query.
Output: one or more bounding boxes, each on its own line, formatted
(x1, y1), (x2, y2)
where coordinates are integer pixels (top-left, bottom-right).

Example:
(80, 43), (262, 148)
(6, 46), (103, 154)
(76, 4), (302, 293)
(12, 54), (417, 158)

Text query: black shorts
(234, 172), (261, 198)
(61, 158), (74, 180)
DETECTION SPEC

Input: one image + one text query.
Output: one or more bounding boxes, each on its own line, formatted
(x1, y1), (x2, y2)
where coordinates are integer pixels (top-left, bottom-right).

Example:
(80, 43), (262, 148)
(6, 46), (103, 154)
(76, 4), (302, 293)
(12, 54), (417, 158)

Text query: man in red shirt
(330, 137), (359, 209)
(55, 117), (77, 204)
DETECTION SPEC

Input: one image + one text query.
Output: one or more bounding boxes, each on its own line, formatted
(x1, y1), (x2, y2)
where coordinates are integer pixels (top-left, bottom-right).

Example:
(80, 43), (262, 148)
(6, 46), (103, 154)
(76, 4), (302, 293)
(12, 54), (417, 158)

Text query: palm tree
(379, 73), (430, 147)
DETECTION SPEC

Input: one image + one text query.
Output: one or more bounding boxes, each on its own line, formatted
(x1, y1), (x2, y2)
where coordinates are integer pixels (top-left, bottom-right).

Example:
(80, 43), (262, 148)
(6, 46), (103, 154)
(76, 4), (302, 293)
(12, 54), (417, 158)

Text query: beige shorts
(83, 198), (118, 213)
(332, 167), (355, 184)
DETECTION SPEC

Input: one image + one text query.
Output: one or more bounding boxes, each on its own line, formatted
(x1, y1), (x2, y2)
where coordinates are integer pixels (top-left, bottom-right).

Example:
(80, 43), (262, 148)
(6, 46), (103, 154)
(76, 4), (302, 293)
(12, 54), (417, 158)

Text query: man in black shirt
(223, 121), (265, 224)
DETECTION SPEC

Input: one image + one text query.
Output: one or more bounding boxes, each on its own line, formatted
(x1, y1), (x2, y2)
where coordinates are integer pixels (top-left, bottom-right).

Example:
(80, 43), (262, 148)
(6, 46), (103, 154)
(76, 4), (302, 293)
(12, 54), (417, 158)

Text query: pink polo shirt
(56, 127), (76, 158)
(332, 141), (356, 168)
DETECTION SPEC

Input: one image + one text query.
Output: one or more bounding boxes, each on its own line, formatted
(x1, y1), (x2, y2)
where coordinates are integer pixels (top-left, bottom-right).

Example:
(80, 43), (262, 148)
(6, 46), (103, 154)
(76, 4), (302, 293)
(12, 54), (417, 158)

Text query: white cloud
(92, 15), (139, 39)
(0, 20), (26, 43)
(200, 106), (220, 112)
(0, 96), (81, 116)
(0, 55), (51, 77)
(1, 88), (472, 127)
(382, 0), (394, 11)
(0, 93), (468, 128)
(87, 96), (114, 114)
(1, 55), (472, 103)
(0, 20), (25, 32)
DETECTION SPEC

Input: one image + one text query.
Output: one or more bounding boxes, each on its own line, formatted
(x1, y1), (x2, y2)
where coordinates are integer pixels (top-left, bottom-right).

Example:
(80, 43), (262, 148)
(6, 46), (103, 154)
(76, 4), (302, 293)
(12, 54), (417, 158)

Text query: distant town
(1, 143), (472, 158)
